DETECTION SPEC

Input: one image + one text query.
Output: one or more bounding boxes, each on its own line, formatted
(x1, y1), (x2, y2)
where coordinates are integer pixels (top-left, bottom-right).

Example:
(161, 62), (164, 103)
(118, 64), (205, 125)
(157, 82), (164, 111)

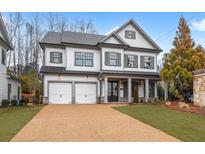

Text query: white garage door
(49, 82), (72, 104)
(75, 83), (96, 104)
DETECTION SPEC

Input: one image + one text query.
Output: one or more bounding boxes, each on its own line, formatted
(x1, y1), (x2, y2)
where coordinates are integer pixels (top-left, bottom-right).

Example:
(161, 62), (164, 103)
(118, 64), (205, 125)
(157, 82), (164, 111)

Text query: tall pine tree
(161, 16), (205, 100)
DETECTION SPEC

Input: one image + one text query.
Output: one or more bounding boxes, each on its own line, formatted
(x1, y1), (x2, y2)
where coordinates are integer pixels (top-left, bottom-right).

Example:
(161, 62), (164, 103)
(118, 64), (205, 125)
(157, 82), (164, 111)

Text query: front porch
(99, 76), (158, 103)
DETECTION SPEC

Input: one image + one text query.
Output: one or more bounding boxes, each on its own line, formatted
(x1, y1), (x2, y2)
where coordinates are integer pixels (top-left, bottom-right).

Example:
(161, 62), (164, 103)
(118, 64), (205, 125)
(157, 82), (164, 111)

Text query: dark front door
(108, 81), (118, 102)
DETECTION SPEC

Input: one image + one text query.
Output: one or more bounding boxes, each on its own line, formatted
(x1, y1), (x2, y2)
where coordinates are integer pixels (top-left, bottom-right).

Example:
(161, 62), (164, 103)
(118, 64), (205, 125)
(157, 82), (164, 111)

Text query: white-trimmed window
(50, 52), (62, 63)
(75, 52), (93, 67)
(125, 30), (136, 39)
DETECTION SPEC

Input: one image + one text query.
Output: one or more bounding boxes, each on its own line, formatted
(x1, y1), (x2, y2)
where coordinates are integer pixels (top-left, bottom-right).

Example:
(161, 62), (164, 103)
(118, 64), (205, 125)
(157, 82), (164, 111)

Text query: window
(50, 52), (62, 63)
(85, 53), (93, 67)
(1, 49), (6, 65)
(105, 52), (121, 66)
(124, 55), (138, 68)
(75, 52), (93, 67)
(75, 52), (84, 66)
(140, 56), (154, 69)
(125, 30), (136, 39)
(109, 52), (118, 66)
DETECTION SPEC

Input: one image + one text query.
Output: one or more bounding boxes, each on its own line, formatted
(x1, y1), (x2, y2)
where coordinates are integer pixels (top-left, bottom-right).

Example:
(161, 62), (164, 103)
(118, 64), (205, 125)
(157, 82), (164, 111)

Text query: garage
(75, 83), (97, 104)
(49, 82), (72, 104)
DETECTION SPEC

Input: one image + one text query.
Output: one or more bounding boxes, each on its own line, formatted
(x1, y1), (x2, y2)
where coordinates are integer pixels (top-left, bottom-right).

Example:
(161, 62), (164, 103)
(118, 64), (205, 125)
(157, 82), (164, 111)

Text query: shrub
(11, 99), (18, 106)
(1, 99), (10, 107)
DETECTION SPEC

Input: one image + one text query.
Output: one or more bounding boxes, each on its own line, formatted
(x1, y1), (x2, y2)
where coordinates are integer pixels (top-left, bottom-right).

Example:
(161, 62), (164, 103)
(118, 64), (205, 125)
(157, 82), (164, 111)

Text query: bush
(1, 99), (10, 107)
(11, 99), (18, 106)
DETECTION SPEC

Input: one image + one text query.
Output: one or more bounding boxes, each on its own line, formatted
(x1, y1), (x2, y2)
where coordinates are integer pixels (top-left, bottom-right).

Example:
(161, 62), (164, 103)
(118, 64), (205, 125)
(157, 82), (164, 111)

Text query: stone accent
(193, 72), (205, 107)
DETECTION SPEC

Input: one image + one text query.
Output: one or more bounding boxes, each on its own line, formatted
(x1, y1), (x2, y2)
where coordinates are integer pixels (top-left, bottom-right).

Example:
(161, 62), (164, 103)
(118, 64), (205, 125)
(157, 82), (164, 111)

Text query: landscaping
(0, 105), (45, 141)
(113, 104), (205, 141)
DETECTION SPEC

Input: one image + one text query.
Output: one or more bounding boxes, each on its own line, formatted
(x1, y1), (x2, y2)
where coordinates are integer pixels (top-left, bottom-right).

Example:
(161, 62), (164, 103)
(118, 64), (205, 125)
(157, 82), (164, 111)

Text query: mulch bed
(166, 101), (205, 116)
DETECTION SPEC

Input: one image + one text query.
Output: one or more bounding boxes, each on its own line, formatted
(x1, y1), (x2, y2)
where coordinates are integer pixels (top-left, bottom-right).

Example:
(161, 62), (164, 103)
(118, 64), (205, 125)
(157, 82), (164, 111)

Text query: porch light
(58, 75), (62, 80)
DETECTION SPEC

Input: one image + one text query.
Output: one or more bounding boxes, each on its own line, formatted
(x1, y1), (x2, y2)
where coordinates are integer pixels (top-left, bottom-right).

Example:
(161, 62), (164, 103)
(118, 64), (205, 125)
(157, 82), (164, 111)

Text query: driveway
(11, 104), (179, 141)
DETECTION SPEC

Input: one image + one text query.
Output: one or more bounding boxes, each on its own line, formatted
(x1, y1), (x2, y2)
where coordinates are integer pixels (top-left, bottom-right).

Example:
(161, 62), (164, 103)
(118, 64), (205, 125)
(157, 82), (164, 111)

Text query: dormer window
(125, 30), (136, 39)
(50, 52), (62, 63)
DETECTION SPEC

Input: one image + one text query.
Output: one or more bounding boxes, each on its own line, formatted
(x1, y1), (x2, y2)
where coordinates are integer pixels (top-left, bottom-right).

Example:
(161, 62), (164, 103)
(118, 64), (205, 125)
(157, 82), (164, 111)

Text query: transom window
(75, 52), (93, 67)
(50, 52), (62, 63)
(125, 30), (136, 39)
(1, 49), (6, 65)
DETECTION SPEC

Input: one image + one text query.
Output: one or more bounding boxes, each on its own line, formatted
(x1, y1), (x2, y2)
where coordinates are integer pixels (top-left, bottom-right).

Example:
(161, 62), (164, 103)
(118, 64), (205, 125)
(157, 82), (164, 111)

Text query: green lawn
(113, 104), (205, 141)
(0, 105), (45, 142)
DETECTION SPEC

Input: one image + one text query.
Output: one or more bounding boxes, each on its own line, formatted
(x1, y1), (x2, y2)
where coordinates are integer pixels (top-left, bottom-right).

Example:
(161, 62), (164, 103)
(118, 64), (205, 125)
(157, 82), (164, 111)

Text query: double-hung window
(124, 55), (138, 68)
(140, 56), (154, 69)
(50, 52), (62, 63)
(75, 52), (93, 67)
(105, 52), (121, 66)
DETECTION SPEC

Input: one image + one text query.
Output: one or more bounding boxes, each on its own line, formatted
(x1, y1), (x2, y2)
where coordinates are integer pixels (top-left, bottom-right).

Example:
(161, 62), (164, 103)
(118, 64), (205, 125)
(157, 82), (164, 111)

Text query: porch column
(164, 81), (168, 100)
(128, 78), (132, 103)
(145, 78), (149, 102)
(104, 77), (108, 103)
(154, 81), (158, 98)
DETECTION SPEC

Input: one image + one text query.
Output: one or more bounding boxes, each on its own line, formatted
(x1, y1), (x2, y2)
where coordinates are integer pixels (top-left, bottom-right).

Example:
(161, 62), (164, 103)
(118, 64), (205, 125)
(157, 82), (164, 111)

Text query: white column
(154, 81), (158, 98)
(104, 77), (108, 103)
(128, 78), (132, 103)
(145, 79), (149, 102)
(164, 81), (168, 100)
(118, 80), (121, 102)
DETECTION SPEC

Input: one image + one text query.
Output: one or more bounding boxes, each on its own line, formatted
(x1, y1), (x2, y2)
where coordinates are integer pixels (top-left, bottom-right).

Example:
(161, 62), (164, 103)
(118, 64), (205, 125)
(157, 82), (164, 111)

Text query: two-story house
(0, 14), (21, 106)
(40, 19), (162, 104)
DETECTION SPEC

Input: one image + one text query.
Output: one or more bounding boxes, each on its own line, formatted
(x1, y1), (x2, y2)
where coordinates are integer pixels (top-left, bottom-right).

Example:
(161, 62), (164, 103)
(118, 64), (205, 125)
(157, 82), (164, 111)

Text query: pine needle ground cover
(0, 105), (45, 141)
(113, 104), (205, 141)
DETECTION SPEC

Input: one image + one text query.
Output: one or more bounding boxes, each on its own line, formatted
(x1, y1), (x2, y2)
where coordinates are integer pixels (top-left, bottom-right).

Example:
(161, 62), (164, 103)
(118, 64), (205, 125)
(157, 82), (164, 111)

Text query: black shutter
(117, 53), (121, 66)
(124, 55), (128, 67)
(59, 53), (63, 63)
(151, 57), (154, 69)
(140, 56), (144, 68)
(105, 52), (110, 65)
(50, 52), (53, 63)
(134, 55), (138, 68)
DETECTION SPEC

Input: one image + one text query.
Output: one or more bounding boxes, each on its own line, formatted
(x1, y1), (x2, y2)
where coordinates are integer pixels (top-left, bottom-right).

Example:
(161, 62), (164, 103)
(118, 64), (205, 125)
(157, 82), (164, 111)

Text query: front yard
(0, 105), (45, 141)
(113, 104), (205, 141)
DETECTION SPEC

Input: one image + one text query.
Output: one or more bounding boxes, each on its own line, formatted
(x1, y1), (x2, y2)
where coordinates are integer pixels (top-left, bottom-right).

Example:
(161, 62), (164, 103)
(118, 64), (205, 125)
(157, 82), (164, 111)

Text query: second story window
(124, 55), (138, 68)
(85, 53), (93, 67)
(50, 52), (62, 64)
(1, 49), (6, 66)
(140, 56), (154, 69)
(75, 52), (93, 67)
(75, 52), (84, 66)
(105, 52), (121, 66)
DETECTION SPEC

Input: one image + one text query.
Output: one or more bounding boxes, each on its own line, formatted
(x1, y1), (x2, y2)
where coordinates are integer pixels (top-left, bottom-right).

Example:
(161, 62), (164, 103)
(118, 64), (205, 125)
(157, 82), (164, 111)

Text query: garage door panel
(49, 82), (72, 104)
(75, 83), (96, 104)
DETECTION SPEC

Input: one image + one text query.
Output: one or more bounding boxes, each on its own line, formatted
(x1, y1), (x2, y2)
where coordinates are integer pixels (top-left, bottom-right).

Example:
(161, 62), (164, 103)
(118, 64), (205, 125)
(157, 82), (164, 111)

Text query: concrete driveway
(11, 104), (179, 142)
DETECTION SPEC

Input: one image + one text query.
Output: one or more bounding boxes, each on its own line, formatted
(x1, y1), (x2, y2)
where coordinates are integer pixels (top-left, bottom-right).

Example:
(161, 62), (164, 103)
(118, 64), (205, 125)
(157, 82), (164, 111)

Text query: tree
(160, 16), (205, 100)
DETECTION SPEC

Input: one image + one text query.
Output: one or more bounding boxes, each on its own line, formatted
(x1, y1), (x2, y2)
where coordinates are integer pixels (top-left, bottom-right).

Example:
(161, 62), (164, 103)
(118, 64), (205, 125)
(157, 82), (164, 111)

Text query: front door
(108, 81), (118, 102)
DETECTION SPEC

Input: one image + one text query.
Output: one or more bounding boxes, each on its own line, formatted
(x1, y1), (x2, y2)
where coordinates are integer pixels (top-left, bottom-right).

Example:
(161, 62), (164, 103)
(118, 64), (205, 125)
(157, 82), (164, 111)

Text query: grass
(0, 105), (45, 142)
(113, 104), (205, 141)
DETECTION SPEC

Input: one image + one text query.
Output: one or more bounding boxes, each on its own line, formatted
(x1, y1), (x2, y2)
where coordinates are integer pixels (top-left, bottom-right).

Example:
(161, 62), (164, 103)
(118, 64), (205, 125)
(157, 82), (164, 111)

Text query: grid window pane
(85, 53), (93, 67)
(50, 52), (62, 63)
(109, 52), (118, 66)
(75, 52), (84, 66)
(144, 56), (151, 69)
(127, 55), (134, 68)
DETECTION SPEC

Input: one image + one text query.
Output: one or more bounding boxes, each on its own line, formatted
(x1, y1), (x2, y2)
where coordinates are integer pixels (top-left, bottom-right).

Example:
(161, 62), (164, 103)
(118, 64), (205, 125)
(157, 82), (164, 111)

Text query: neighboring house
(7, 75), (21, 101)
(40, 19), (162, 104)
(0, 14), (21, 105)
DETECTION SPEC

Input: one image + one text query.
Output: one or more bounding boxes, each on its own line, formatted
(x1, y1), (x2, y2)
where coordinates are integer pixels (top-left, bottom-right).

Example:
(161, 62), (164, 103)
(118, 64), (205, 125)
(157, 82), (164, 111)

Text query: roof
(40, 66), (160, 78)
(41, 31), (106, 46)
(40, 66), (99, 75)
(40, 19), (162, 52)
(0, 14), (13, 50)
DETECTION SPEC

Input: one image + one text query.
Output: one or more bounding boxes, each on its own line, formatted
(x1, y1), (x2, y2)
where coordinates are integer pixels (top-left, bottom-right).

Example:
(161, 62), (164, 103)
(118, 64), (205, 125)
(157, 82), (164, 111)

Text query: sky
(3, 12), (205, 62)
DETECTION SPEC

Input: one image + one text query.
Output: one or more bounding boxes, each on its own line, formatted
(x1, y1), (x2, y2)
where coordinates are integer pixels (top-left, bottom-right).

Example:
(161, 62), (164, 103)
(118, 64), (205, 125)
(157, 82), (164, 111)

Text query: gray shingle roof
(62, 31), (105, 45)
(40, 31), (106, 46)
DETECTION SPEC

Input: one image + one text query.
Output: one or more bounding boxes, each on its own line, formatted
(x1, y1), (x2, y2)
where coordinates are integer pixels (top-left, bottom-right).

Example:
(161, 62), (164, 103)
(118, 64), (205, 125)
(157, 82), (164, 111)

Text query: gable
(116, 23), (156, 49)
(103, 35), (123, 45)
